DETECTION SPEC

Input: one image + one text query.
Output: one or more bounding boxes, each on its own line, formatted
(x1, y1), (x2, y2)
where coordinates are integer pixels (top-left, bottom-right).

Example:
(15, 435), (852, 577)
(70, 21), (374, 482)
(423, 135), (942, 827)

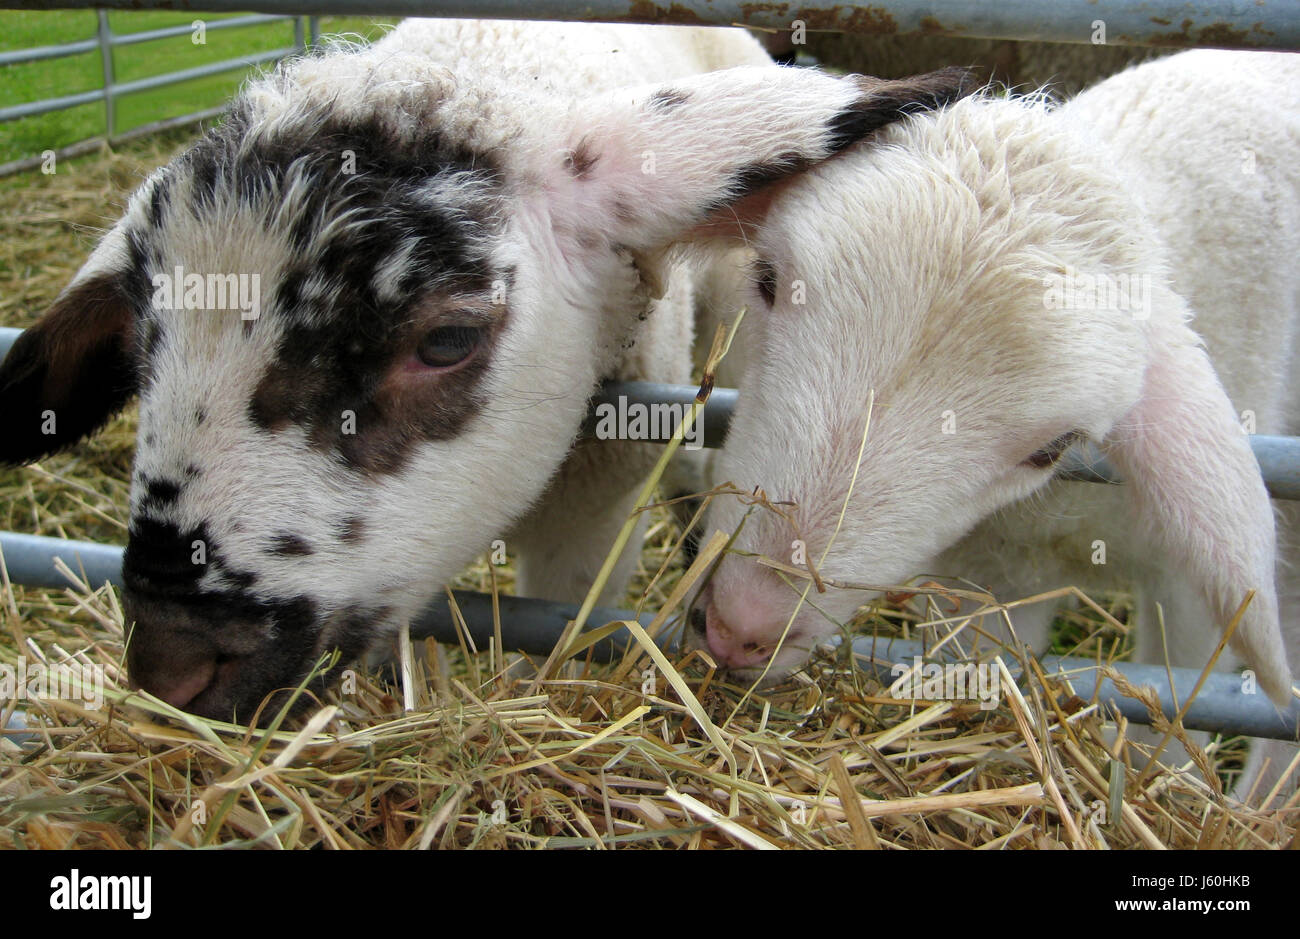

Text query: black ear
(0, 272), (137, 465)
(544, 64), (979, 258)
(687, 66), (980, 243)
(827, 67), (981, 150)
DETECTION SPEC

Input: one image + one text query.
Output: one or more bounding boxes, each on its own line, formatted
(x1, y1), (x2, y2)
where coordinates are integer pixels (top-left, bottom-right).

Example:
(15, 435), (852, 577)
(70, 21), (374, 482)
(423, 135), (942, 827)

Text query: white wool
(700, 50), (1300, 794)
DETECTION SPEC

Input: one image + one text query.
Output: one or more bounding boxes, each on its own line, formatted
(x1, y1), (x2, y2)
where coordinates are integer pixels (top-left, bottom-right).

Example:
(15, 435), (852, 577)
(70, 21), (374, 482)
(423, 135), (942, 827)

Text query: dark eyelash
(1023, 430), (1084, 469)
(753, 257), (777, 307)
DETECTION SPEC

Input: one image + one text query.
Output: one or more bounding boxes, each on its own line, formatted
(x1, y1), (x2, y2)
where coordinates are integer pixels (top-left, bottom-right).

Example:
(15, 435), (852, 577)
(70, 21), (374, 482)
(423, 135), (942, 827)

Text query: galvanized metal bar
(0, 531), (125, 591)
(0, 331), (1294, 498)
(589, 380), (1300, 499)
(103, 46), (297, 100)
(0, 0), (1295, 50)
(96, 11), (115, 139)
(106, 13), (299, 47)
(0, 87), (106, 124)
(584, 381), (739, 451)
(1, 12), (307, 175)
(0, 35), (294, 125)
(0, 135), (104, 177)
(0, 37), (97, 67)
(3, 326), (26, 355)
(0, 105), (227, 177)
(2, 531), (1294, 740)
(308, 14), (320, 46)
(341, 606), (1300, 741)
(0, 11), (293, 66)
(849, 636), (1300, 741)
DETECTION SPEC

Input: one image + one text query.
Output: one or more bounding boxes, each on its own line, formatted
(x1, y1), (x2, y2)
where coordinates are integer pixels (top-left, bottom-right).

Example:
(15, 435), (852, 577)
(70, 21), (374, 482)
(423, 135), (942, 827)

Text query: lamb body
(698, 50), (1300, 790)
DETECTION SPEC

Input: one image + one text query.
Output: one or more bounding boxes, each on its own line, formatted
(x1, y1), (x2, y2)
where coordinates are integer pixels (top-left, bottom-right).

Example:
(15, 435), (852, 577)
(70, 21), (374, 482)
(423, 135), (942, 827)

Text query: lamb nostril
(689, 606), (707, 635)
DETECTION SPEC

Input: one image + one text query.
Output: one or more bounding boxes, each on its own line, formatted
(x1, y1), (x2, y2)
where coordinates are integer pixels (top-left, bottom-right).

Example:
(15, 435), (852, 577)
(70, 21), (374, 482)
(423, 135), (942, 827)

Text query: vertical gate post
(95, 10), (115, 140)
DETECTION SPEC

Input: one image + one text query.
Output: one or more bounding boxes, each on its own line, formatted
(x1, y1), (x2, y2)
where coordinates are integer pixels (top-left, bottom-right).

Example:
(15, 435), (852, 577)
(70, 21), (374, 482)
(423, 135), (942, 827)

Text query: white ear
(536, 66), (976, 256)
(1106, 308), (1292, 703)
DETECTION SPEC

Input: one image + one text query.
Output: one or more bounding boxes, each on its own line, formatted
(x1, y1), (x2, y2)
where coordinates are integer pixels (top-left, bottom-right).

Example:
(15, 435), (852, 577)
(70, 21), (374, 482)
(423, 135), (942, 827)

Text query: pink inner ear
(684, 178), (794, 244)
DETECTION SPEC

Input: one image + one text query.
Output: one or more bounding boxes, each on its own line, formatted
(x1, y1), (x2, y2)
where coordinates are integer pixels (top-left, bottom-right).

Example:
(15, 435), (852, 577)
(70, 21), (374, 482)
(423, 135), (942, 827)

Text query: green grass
(0, 11), (397, 165)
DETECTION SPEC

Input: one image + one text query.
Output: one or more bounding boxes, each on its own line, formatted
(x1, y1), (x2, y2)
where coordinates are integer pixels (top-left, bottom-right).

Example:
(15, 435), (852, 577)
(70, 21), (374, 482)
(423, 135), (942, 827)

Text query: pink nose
(704, 601), (776, 670)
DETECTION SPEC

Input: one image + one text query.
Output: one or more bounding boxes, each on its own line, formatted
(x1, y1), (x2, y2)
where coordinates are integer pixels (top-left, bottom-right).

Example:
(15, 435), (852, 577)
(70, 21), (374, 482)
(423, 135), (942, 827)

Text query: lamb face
(17, 87), (581, 721)
(699, 91), (1283, 700)
(0, 20), (975, 721)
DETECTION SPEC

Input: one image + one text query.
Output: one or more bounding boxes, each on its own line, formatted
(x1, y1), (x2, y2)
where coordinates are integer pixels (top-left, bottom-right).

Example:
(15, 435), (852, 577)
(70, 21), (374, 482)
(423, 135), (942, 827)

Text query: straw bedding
(1, 134), (1295, 851)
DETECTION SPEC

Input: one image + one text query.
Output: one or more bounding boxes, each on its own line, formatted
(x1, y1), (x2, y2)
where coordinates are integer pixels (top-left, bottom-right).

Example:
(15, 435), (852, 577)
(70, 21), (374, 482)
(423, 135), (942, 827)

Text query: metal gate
(0, 10), (319, 175)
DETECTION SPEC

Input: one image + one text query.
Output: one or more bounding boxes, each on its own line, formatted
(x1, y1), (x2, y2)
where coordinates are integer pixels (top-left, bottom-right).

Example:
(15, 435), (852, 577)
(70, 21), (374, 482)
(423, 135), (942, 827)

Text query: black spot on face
(338, 516), (366, 544)
(327, 604), (393, 665)
(220, 565), (257, 591)
(176, 100), (512, 474)
(249, 294), (504, 474)
(194, 407), (207, 427)
(647, 88), (690, 111)
(612, 201), (637, 225)
(689, 604), (707, 636)
(124, 517), (210, 593)
(148, 174), (171, 228)
(123, 229), (159, 313)
(753, 257), (777, 307)
(134, 318), (164, 393)
(140, 318), (164, 363)
(275, 265), (309, 317)
(565, 138), (598, 179)
(124, 517), (258, 595)
(268, 532), (314, 557)
(141, 475), (182, 510)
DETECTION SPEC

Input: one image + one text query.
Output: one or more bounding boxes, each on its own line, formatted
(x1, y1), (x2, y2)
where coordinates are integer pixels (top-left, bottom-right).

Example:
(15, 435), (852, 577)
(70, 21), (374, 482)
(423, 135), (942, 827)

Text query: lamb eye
(416, 325), (482, 368)
(1023, 431), (1083, 469)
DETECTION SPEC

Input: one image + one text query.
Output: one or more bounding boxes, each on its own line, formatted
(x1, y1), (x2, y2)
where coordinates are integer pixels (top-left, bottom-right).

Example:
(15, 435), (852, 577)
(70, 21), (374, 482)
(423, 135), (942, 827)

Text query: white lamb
(694, 49), (1300, 794)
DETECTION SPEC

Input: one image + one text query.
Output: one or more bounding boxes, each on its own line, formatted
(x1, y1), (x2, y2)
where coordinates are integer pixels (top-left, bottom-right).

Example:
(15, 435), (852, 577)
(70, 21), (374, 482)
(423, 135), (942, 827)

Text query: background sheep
(693, 50), (1299, 795)
(805, 32), (1163, 96)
